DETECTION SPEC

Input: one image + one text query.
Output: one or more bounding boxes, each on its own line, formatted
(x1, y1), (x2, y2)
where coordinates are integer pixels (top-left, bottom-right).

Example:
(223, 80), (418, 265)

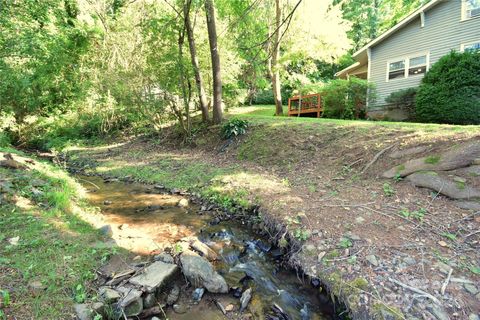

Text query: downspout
(366, 48), (372, 112)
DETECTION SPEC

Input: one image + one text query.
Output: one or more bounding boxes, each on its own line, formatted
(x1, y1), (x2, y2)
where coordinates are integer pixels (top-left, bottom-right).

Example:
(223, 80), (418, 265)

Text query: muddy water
(77, 175), (337, 320)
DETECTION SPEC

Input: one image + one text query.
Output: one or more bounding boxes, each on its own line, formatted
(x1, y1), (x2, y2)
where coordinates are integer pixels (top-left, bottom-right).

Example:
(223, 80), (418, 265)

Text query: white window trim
(386, 52), (430, 82)
(420, 11), (425, 27)
(462, 0), (480, 21)
(461, 40), (480, 51)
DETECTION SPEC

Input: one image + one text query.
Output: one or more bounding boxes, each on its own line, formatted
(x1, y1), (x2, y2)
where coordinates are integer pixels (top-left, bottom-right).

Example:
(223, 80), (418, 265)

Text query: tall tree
(184, 0), (209, 123)
(270, 0), (283, 116)
(205, 0), (223, 124)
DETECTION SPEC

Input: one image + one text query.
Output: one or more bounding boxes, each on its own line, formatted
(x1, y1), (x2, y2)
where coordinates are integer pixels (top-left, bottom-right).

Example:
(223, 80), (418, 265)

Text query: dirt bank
(66, 111), (480, 320)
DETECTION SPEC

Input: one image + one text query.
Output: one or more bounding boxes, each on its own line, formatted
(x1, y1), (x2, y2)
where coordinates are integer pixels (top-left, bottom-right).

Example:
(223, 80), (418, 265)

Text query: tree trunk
(184, 0), (209, 123)
(271, 0), (283, 116)
(204, 0), (223, 124)
(177, 25), (190, 136)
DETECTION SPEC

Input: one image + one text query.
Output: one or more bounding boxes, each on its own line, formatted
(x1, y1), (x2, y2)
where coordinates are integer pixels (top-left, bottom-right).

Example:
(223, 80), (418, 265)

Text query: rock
(317, 252), (326, 262)
(154, 252), (174, 264)
(406, 172), (480, 200)
(434, 261), (452, 274)
(188, 238), (218, 261)
(224, 271), (246, 287)
(192, 288), (205, 302)
(98, 225), (113, 237)
(91, 302), (105, 315)
(124, 297), (143, 317)
(403, 257), (416, 266)
(118, 287), (142, 308)
(240, 288), (252, 312)
(154, 185), (165, 190)
(173, 304), (187, 314)
(215, 300), (227, 315)
(166, 284), (180, 305)
(180, 253), (228, 293)
(427, 304), (449, 320)
(74, 304), (92, 320)
(225, 304), (235, 312)
(129, 261), (178, 293)
(383, 142), (480, 178)
(303, 244), (316, 254)
(103, 200), (112, 205)
(143, 293), (156, 309)
(389, 146), (428, 159)
(151, 317), (161, 320)
(7, 236), (19, 246)
(454, 200), (480, 211)
(366, 255), (379, 267)
(355, 216), (365, 224)
(464, 284), (478, 295)
(98, 287), (121, 303)
(177, 198), (189, 208)
(28, 280), (46, 292)
(438, 240), (448, 247)
(469, 314), (480, 320)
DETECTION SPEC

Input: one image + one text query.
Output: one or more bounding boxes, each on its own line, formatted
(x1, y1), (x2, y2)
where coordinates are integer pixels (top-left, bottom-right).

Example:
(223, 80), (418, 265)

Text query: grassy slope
(65, 105), (480, 318)
(0, 148), (119, 319)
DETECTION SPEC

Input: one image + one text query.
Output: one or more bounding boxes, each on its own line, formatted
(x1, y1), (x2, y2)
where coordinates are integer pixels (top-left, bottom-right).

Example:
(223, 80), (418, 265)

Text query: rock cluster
(74, 244), (231, 320)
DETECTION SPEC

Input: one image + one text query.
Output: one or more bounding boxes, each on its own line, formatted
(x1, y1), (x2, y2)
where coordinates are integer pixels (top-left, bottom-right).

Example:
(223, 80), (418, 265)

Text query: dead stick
(389, 277), (441, 305)
(441, 268), (453, 295)
(361, 144), (396, 174)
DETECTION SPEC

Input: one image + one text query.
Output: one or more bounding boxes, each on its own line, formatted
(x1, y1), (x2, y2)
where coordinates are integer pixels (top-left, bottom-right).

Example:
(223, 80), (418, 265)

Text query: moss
(372, 303), (404, 320)
(396, 164), (406, 172)
(424, 155), (441, 164)
(349, 277), (369, 291)
(456, 181), (466, 190)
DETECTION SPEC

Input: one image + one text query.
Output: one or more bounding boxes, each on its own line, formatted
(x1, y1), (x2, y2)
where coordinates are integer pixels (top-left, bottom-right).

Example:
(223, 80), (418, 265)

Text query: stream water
(77, 175), (338, 320)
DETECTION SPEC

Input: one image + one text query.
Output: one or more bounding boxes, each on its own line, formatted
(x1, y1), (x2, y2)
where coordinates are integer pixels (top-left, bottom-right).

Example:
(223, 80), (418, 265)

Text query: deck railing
(288, 93), (322, 117)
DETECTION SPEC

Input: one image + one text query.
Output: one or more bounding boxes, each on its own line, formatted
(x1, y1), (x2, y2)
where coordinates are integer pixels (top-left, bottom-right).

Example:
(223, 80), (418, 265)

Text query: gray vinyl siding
(369, 0), (480, 108)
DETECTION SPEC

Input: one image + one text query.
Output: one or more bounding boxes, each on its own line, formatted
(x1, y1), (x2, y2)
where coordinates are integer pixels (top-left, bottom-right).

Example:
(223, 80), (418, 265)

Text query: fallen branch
(361, 144), (396, 174)
(440, 268), (452, 295)
(389, 277), (441, 305)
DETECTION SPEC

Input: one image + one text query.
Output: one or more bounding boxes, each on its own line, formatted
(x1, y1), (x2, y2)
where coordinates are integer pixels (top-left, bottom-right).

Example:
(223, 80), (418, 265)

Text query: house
(336, 0), (480, 120)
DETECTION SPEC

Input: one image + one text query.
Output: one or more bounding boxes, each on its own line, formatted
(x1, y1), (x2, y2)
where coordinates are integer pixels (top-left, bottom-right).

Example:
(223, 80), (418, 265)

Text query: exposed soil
(66, 119), (480, 320)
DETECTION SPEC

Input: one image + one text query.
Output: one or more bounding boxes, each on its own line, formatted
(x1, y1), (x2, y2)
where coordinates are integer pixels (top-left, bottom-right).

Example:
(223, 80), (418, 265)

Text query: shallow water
(77, 175), (336, 319)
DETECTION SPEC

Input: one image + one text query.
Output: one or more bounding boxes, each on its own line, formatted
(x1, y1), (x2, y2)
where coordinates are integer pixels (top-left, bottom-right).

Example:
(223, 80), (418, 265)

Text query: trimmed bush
(321, 78), (375, 120)
(415, 50), (480, 124)
(385, 87), (417, 119)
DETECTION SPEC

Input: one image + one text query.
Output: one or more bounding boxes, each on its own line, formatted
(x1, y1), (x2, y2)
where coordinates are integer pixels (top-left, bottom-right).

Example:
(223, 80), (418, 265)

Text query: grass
(0, 148), (118, 319)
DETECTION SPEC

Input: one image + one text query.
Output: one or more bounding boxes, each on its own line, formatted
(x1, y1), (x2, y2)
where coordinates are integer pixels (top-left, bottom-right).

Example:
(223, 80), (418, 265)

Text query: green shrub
(415, 50), (480, 124)
(252, 89), (291, 105)
(321, 77), (375, 119)
(221, 118), (249, 139)
(385, 87), (417, 118)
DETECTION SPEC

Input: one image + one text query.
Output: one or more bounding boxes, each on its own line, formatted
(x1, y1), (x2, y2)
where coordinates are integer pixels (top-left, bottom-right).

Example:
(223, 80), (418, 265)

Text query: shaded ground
(67, 106), (480, 319)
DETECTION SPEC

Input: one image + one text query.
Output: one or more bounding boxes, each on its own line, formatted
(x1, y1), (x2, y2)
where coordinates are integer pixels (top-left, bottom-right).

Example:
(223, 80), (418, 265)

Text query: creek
(76, 175), (340, 320)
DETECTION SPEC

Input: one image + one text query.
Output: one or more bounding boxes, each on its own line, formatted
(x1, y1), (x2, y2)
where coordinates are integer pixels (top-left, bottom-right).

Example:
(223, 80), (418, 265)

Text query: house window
(388, 60), (406, 80)
(408, 55), (427, 76)
(462, 41), (480, 52)
(464, 0), (480, 19)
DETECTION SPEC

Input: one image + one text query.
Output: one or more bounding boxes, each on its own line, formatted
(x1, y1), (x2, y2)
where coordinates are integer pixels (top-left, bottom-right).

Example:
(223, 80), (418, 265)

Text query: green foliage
(385, 87), (417, 118)
(221, 118), (249, 140)
(424, 155), (440, 164)
(293, 229), (311, 242)
(339, 237), (353, 248)
(416, 50), (480, 124)
(321, 78), (375, 120)
(441, 232), (457, 241)
(399, 208), (426, 221)
(382, 182), (395, 196)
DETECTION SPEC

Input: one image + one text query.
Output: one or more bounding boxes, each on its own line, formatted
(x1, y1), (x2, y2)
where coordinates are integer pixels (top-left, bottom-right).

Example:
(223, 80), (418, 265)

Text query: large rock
(74, 304), (92, 320)
(180, 252), (228, 293)
(389, 146), (428, 159)
(129, 261), (178, 293)
(188, 238), (218, 261)
(383, 142), (480, 178)
(118, 288), (143, 317)
(406, 172), (480, 200)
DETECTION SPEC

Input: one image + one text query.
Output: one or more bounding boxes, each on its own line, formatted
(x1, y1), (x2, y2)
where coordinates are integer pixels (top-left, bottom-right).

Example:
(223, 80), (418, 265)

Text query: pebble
(103, 200), (112, 205)
(192, 287), (205, 302)
(173, 304), (187, 314)
(464, 283), (478, 295)
(366, 255), (379, 267)
(355, 216), (365, 224)
(225, 304), (235, 312)
(469, 314), (480, 320)
(317, 251), (326, 262)
(98, 225), (113, 237)
(154, 252), (174, 264)
(403, 257), (416, 266)
(177, 198), (189, 208)
(74, 304), (92, 320)
(437, 240), (448, 247)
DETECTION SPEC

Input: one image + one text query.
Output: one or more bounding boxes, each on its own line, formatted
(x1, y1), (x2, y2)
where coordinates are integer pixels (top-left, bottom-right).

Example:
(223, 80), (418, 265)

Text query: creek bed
(77, 175), (341, 319)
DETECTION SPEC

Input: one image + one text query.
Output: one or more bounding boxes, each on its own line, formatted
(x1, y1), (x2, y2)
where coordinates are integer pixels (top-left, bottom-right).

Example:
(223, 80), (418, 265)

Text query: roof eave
(352, 0), (443, 60)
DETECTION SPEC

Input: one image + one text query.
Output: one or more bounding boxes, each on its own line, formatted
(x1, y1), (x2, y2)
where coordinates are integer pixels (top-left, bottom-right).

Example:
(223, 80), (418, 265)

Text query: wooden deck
(288, 93), (322, 117)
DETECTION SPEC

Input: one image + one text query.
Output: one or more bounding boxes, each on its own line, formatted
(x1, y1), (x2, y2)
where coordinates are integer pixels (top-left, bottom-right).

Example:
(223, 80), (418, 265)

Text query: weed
(293, 229), (310, 242)
(308, 184), (317, 193)
(400, 208), (426, 221)
(338, 237), (353, 249)
(383, 183), (395, 196)
(74, 284), (87, 303)
(469, 265), (480, 275)
(278, 237), (288, 248)
(393, 173), (403, 182)
(441, 232), (457, 241)
(221, 118), (249, 139)
(347, 255), (357, 265)
(455, 181), (466, 190)
(174, 243), (184, 254)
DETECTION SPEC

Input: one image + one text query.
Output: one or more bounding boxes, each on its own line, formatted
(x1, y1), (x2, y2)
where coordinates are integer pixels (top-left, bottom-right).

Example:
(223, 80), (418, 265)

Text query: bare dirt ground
(67, 116), (480, 320)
